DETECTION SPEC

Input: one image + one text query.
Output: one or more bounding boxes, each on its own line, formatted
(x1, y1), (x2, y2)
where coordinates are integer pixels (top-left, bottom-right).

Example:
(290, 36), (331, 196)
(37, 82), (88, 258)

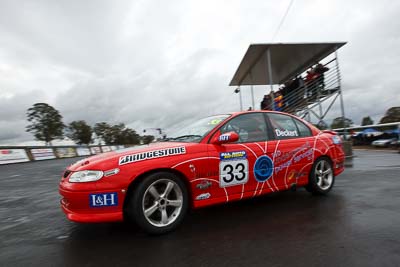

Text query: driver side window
(219, 113), (269, 143)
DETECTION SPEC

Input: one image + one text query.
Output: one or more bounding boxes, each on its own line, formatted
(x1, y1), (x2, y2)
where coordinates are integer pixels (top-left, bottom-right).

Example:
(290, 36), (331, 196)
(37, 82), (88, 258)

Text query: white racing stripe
(270, 140), (280, 191)
(238, 143), (276, 196)
(283, 142), (313, 188)
(258, 177), (273, 195)
(238, 143), (258, 199)
(314, 148), (324, 155)
(255, 143), (266, 153)
(259, 140), (280, 195)
(312, 135), (319, 162)
(298, 162), (313, 183)
(253, 182), (259, 196)
(264, 140), (268, 154)
(238, 144), (257, 158)
(171, 157), (219, 169)
(299, 162), (313, 173)
(260, 141), (272, 194)
(319, 137), (330, 152)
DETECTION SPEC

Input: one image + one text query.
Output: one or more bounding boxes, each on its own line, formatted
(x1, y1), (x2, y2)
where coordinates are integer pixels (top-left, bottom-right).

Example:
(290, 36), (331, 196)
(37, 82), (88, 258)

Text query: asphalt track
(1, 150), (400, 267)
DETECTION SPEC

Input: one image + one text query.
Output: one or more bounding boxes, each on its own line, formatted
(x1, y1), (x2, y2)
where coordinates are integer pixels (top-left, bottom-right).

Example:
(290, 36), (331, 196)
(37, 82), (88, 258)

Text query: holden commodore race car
(59, 111), (345, 234)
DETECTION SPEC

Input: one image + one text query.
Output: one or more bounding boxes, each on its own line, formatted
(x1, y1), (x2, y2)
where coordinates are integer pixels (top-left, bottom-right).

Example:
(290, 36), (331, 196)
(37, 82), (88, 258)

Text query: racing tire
(306, 157), (335, 195)
(129, 172), (188, 235)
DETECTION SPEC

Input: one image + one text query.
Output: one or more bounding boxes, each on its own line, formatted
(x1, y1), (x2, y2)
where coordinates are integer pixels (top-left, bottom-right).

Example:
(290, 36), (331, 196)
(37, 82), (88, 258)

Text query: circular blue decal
(254, 155), (274, 182)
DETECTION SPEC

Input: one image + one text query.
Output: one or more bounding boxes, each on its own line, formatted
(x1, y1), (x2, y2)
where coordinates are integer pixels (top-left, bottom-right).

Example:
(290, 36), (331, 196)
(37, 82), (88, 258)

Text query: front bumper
(59, 187), (125, 223)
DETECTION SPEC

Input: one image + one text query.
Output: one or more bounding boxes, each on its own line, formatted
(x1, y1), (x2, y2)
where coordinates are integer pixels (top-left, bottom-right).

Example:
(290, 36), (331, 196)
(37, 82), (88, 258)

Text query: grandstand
(230, 42), (346, 128)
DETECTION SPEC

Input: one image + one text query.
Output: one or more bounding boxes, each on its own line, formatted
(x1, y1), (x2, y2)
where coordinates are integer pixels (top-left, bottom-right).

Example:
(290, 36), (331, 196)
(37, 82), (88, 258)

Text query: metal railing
(277, 60), (340, 119)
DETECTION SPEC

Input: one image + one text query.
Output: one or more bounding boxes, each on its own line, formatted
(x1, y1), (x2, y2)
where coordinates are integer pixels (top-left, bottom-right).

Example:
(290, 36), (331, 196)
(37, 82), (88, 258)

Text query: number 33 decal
(219, 159), (249, 187)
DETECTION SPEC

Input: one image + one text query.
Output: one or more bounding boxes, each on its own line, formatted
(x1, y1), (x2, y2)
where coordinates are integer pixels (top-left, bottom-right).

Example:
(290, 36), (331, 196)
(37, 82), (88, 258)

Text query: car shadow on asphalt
(65, 188), (342, 239)
(59, 188), (347, 265)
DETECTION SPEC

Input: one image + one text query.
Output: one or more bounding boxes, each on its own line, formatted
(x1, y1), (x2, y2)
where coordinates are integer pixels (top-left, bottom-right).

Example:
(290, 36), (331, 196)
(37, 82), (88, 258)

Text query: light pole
(234, 87), (243, 111)
(143, 128), (165, 139)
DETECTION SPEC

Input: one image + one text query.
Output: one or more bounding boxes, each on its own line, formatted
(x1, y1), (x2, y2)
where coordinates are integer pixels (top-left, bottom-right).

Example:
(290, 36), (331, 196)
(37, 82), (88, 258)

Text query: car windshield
(164, 115), (230, 142)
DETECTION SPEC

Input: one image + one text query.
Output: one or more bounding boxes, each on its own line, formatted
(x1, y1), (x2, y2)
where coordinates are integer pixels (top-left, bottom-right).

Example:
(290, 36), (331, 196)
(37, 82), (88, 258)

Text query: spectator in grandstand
(260, 95), (272, 110)
(279, 76), (307, 113)
(305, 66), (320, 100)
(280, 78), (296, 102)
(291, 77), (305, 104)
(314, 63), (329, 89)
(274, 91), (283, 111)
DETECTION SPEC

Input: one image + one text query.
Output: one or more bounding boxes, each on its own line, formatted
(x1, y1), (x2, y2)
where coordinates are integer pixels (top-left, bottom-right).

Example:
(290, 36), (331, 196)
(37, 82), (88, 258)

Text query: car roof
(227, 110), (299, 117)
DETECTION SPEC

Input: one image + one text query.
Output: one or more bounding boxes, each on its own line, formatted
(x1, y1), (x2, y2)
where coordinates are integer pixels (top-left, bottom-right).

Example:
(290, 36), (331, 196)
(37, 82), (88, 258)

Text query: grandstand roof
(229, 42), (346, 86)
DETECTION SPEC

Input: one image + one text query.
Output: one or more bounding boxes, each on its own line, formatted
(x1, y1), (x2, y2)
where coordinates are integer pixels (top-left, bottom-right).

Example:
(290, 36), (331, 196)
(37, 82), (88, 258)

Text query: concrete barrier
(0, 145), (125, 165)
(0, 148), (30, 164)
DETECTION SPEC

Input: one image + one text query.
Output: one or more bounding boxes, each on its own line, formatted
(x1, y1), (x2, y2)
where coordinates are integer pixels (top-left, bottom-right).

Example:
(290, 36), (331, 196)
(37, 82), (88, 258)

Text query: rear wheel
(128, 172), (188, 234)
(306, 157), (335, 195)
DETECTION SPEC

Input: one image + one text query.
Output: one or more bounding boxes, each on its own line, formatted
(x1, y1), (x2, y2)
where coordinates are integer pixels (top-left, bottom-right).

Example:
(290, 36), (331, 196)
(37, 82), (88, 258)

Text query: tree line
(26, 103), (154, 146)
(26, 103), (399, 144)
(329, 106), (400, 129)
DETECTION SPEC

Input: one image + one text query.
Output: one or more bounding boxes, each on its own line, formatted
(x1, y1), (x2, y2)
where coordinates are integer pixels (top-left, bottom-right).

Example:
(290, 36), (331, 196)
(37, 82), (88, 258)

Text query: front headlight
(69, 170), (103, 183)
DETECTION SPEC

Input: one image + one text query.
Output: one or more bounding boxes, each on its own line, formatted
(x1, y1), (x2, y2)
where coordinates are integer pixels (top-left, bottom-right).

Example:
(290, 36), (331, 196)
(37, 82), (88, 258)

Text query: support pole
(239, 87), (243, 111)
(317, 89), (323, 125)
(251, 85), (255, 110)
(250, 71), (255, 110)
(266, 49), (275, 110)
(322, 93), (340, 119)
(335, 49), (347, 138)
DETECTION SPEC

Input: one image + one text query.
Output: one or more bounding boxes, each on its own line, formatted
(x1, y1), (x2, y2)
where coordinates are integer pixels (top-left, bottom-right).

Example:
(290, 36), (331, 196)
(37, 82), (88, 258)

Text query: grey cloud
(1, 0), (400, 144)
(0, 90), (47, 121)
(0, 120), (32, 144)
(55, 48), (235, 133)
(0, 90), (48, 143)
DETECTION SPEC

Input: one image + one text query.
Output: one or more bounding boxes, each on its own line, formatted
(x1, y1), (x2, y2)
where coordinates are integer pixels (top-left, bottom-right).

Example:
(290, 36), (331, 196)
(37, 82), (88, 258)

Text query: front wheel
(306, 157), (335, 195)
(128, 172), (188, 235)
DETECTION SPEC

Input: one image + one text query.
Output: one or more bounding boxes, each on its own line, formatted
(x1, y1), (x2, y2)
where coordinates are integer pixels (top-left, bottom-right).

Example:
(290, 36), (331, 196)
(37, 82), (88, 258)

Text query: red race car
(59, 111), (345, 234)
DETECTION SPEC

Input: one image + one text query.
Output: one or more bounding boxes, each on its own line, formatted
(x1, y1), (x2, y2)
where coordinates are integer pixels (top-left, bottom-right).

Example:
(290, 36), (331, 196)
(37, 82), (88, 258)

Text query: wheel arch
(314, 154), (333, 165)
(123, 168), (193, 219)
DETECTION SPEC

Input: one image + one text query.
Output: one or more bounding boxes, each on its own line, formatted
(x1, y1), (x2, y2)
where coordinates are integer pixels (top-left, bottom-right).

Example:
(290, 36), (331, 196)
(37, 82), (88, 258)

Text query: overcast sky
(1, 0), (400, 145)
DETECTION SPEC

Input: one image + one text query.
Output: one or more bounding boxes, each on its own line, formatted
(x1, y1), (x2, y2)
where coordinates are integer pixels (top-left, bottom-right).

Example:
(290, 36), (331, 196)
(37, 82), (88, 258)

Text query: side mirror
(211, 131), (239, 145)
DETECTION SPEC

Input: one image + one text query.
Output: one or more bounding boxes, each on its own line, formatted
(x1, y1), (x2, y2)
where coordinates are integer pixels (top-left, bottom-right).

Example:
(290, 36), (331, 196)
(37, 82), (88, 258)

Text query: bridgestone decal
(119, 146), (186, 165)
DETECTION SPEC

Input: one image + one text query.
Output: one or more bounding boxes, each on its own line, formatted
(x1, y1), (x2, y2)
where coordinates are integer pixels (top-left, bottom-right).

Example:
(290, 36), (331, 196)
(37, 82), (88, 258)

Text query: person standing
(260, 95), (272, 110)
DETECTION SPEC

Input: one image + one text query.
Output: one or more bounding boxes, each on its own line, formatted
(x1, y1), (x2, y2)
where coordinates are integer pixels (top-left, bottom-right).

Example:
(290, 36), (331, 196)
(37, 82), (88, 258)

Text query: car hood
(68, 142), (197, 171)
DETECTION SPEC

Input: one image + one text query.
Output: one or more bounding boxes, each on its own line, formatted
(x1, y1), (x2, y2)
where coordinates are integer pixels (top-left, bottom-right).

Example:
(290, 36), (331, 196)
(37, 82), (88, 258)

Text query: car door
(266, 113), (315, 188)
(206, 113), (275, 201)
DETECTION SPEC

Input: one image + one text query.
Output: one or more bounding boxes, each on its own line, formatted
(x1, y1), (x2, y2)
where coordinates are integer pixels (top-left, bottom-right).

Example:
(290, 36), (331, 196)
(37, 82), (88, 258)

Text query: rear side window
(268, 113), (300, 139)
(293, 118), (312, 137)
